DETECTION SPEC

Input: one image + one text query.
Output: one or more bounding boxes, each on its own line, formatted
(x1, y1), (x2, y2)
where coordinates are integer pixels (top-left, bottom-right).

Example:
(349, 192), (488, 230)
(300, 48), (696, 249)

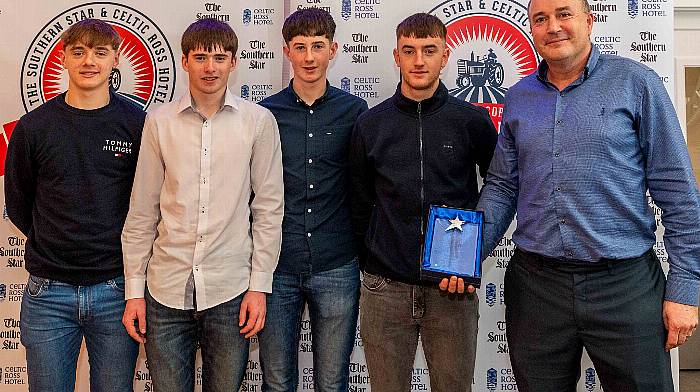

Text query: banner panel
(0, 1), (676, 391)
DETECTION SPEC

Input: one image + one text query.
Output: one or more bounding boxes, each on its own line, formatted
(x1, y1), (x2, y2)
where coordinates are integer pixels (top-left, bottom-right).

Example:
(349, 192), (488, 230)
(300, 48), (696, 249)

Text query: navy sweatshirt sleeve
(5, 120), (36, 236)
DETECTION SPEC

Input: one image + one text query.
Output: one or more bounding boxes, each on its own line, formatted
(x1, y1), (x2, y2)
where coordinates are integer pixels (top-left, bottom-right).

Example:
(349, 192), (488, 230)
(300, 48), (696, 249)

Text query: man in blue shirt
(257, 8), (368, 392)
(477, 0), (700, 390)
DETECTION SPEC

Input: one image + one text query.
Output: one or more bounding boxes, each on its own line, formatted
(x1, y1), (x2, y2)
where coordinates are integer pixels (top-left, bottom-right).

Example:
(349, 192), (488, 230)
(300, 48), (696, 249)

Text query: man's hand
(239, 291), (266, 339)
(439, 276), (476, 294)
(663, 300), (698, 351)
(123, 298), (147, 344)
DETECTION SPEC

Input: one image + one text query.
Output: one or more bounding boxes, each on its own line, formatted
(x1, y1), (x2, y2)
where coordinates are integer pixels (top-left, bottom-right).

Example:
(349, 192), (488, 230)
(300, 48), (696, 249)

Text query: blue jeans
(20, 275), (139, 392)
(144, 289), (249, 392)
(258, 261), (360, 392)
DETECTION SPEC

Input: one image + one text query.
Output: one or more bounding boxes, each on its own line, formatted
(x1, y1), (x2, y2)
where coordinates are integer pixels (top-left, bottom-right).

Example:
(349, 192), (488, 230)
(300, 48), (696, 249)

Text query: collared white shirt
(122, 89), (283, 310)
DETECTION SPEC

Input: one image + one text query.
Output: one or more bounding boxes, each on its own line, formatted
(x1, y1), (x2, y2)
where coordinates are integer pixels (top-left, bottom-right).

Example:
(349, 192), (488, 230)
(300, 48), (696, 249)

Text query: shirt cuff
(665, 274), (700, 306)
(248, 271), (273, 293)
(125, 277), (146, 300)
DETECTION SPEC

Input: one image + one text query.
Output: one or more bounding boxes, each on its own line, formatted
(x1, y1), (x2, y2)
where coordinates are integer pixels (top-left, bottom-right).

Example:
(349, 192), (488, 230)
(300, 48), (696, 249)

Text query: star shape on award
(445, 216), (465, 232)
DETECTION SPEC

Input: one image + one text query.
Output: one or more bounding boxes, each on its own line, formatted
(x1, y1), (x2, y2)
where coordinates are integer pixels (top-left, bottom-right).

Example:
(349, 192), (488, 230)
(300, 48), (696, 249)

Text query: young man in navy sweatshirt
(4, 18), (145, 391)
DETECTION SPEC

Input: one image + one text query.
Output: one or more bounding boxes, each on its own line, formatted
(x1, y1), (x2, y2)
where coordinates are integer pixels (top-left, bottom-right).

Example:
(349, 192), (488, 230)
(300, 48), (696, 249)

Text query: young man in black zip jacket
(348, 13), (497, 392)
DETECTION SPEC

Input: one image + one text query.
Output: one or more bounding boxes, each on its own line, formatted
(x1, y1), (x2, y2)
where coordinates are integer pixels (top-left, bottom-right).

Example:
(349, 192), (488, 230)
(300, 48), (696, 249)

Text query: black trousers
(504, 248), (673, 392)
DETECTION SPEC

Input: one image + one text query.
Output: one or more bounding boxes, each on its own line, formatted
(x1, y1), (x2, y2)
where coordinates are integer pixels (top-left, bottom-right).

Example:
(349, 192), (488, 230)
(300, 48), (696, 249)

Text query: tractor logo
(430, 0), (539, 129)
(455, 49), (504, 90)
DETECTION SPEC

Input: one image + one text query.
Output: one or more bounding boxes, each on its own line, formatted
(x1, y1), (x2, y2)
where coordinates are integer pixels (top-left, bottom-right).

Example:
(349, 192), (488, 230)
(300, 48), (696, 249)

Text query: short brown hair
(282, 8), (336, 43)
(396, 13), (446, 41)
(61, 19), (121, 50)
(181, 19), (238, 57)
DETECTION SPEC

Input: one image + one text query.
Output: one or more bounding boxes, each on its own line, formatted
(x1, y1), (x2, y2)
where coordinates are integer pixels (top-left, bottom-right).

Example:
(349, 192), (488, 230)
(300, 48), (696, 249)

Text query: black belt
(514, 247), (655, 273)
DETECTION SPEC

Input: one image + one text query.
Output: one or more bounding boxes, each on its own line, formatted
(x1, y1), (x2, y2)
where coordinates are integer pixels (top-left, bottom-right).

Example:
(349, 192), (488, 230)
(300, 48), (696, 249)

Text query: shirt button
(567, 252), (574, 257)
(307, 232), (312, 237)
(309, 109), (314, 114)
(194, 266), (200, 272)
(307, 208), (312, 213)
(556, 120), (562, 125)
(308, 159), (313, 164)
(309, 184), (314, 189)
(308, 133), (313, 138)
(560, 92), (564, 97)
(556, 187), (561, 192)
(554, 152), (560, 158)
(560, 219), (565, 224)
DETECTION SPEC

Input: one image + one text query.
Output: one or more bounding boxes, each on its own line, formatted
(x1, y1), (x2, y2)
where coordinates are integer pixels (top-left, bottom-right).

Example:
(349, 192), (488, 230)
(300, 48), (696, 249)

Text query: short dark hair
(396, 13), (446, 41)
(527, 0), (591, 16)
(580, 0), (592, 12)
(181, 19), (238, 57)
(282, 8), (336, 43)
(61, 19), (122, 50)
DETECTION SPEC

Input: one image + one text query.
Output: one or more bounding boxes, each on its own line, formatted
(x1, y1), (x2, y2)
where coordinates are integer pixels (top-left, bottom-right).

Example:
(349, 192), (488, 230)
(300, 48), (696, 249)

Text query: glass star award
(421, 205), (484, 287)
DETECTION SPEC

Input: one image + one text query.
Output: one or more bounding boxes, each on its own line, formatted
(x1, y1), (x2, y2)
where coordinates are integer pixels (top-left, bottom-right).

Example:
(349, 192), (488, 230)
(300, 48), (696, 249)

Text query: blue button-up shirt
(477, 45), (700, 305)
(260, 81), (368, 273)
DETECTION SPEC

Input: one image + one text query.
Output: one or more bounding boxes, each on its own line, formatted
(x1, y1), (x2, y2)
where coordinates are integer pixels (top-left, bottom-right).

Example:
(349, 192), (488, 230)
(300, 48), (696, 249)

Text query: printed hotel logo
(1, 2), (177, 176)
(430, 0), (539, 130)
(485, 282), (497, 307)
(341, 0), (352, 20)
(585, 367), (597, 391)
(486, 368), (498, 391)
(243, 9), (252, 25)
(628, 0), (639, 18)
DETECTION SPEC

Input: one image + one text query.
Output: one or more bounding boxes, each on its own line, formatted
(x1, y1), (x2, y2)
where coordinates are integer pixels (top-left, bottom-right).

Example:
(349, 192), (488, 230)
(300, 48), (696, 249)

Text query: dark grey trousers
(359, 272), (479, 392)
(505, 248), (673, 392)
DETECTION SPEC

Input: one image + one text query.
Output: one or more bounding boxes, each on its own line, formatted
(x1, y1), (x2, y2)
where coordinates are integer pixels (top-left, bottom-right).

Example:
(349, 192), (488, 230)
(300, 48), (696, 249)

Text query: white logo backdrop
(0, 0), (677, 391)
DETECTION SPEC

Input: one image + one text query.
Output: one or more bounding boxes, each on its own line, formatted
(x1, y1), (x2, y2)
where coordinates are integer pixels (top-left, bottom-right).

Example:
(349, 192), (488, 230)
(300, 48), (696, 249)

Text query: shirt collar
(536, 43), (600, 85)
(177, 88), (239, 114)
(286, 78), (331, 107)
(392, 80), (449, 115)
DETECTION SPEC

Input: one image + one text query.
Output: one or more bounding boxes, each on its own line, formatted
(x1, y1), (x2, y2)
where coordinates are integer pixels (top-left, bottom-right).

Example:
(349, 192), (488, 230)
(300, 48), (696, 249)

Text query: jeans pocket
(107, 276), (126, 292)
(361, 272), (387, 292)
(26, 275), (48, 297)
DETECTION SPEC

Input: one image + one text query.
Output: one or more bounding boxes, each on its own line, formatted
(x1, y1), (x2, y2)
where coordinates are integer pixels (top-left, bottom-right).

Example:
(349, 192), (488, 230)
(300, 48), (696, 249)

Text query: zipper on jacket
(417, 102), (425, 239)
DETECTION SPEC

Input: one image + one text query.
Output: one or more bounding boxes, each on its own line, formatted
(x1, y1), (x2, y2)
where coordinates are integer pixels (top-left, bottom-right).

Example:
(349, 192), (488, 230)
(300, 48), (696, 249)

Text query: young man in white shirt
(121, 18), (284, 392)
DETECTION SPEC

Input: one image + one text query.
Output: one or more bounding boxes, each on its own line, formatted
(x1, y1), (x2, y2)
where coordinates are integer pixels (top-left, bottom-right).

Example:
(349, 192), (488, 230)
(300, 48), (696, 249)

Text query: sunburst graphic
(42, 46), (68, 102)
(40, 24), (155, 109)
(443, 15), (538, 128)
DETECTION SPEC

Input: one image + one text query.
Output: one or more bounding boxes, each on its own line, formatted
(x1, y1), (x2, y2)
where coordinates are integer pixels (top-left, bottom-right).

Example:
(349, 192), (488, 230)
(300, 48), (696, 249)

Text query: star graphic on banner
(445, 216), (465, 232)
